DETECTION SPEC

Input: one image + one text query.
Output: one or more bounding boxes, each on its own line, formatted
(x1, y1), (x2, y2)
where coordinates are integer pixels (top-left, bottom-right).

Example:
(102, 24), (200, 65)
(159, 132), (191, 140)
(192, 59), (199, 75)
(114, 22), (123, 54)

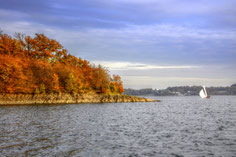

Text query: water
(0, 96), (236, 157)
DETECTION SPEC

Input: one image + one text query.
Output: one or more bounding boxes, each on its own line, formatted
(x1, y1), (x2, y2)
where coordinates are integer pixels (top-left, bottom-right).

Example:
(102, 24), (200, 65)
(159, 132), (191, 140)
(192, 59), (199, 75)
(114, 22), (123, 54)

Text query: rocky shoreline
(0, 94), (159, 105)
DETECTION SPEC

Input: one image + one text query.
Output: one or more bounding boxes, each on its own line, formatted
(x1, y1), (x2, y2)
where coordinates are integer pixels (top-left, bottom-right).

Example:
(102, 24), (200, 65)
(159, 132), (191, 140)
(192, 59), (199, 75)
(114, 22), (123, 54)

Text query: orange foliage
(110, 75), (125, 93)
(0, 31), (124, 94)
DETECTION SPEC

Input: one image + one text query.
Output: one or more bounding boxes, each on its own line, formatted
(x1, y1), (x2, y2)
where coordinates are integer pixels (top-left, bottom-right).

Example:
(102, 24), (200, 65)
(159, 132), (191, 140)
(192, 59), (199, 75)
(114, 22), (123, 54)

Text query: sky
(0, 0), (236, 89)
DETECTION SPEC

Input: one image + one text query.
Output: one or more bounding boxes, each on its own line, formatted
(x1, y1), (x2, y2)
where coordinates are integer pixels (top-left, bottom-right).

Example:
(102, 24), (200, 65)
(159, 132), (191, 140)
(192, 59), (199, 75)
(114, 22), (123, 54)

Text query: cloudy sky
(1, 0), (236, 89)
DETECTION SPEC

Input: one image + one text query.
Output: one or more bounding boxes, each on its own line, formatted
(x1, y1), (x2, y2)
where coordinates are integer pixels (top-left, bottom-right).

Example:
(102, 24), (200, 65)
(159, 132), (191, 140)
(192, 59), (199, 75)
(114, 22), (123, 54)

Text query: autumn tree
(90, 65), (110, 93)
(0, 33), (20, 56)
(0, 31), (125, 95)
(51, 73), (60, 93)
(33, 33), (68, 61)
(111, 75), (125, 93)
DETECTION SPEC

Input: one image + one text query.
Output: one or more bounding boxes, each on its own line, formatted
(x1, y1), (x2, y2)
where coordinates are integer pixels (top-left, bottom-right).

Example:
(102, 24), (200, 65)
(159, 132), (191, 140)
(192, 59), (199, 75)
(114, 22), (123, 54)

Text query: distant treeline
(0, 31), (124, 94)
(125, 84), (236, 96)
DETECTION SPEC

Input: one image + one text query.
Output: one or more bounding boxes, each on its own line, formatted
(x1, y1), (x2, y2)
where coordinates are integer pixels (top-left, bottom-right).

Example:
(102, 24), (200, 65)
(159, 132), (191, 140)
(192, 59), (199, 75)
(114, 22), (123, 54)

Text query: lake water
(0, 96), (236, 157)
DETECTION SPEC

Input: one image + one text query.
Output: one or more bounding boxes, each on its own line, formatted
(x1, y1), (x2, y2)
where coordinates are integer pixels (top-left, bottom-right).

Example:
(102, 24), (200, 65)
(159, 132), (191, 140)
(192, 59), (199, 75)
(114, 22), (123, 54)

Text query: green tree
(39, 84), (46, 94)
(65, 73), (78, 93)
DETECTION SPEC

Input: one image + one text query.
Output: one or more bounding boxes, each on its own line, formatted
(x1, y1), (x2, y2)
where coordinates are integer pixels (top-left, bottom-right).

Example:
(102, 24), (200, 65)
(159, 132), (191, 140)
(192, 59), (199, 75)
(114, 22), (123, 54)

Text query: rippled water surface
(0, 96), (236, 156)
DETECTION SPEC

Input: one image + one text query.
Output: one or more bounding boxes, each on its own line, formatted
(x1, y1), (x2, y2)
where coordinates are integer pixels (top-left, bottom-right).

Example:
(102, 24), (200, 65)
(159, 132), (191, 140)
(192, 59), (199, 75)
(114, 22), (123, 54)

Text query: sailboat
(199, 86), (210, 99)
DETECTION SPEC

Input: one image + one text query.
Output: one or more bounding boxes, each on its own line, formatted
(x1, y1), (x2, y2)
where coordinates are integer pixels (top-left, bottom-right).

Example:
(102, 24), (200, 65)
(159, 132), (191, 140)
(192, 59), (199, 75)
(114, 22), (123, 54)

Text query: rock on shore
(0, 94), (159, 105)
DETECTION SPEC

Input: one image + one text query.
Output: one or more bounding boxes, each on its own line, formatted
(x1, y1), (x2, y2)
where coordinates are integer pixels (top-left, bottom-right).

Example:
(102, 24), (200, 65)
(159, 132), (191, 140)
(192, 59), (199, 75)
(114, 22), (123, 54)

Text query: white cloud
(93, 61), (198, 70)
(122, 76), (236, 89)
(2, 13), (236, 41)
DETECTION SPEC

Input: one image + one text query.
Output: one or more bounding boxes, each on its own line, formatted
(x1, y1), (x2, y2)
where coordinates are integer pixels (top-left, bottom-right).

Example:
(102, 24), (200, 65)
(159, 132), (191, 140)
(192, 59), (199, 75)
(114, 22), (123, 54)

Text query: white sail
(203, 86), (208, 97)
(199, 89), (207, 98)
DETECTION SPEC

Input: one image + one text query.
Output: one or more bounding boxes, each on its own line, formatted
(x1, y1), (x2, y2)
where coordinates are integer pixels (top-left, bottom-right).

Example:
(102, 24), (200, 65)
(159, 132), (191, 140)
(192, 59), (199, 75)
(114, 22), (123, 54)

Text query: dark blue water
(0, 96), (236, 156)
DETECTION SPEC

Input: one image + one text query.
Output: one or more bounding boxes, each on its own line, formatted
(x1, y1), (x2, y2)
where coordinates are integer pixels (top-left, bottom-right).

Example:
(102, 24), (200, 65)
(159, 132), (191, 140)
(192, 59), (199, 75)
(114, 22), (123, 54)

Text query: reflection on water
(0, 96), (236, 156)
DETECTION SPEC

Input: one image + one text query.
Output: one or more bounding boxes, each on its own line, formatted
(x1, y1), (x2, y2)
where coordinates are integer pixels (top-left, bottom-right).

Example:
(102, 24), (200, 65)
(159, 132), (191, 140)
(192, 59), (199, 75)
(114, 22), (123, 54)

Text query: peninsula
(0, 31), (157, 105)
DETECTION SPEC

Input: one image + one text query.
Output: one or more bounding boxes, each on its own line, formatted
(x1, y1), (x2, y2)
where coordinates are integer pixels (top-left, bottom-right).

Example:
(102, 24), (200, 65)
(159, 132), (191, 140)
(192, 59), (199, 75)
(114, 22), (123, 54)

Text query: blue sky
(1, 0), (236, 88)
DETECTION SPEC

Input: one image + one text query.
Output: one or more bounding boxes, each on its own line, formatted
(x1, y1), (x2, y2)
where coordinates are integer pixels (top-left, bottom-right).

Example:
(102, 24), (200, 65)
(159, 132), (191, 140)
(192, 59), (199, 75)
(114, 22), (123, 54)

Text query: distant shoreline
(0, 94), (159, 105)
(124, 85), (236, 96)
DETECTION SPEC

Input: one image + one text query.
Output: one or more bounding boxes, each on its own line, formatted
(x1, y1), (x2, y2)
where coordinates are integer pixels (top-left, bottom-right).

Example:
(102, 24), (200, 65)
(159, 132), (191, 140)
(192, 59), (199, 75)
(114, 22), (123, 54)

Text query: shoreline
(0, 94), (159, 105)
